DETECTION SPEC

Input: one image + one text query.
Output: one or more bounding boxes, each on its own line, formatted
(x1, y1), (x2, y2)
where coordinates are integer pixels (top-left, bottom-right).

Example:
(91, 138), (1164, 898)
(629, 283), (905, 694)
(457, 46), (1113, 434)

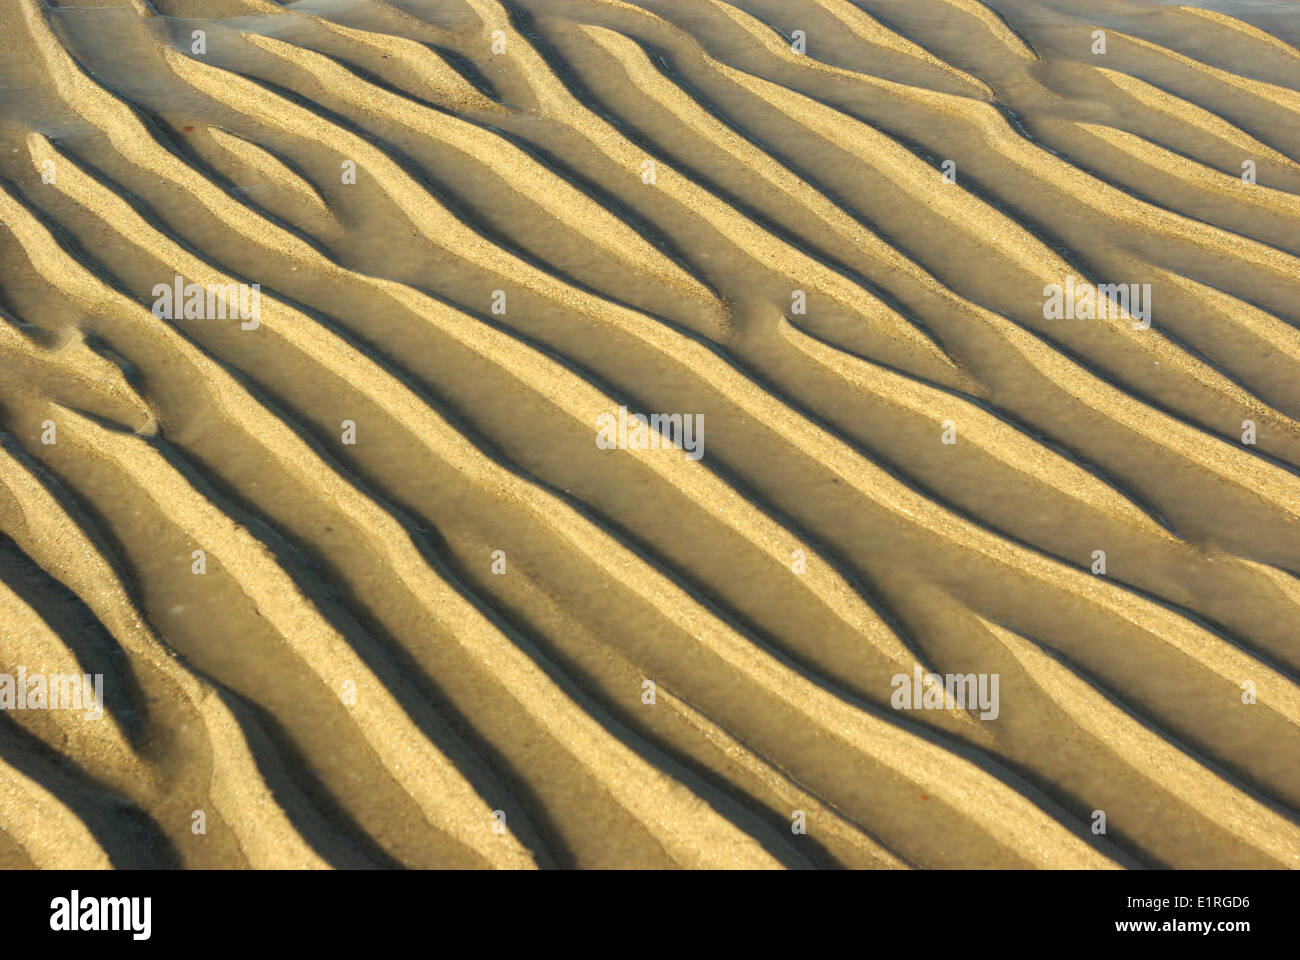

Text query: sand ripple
(0, 0), (1297, 868)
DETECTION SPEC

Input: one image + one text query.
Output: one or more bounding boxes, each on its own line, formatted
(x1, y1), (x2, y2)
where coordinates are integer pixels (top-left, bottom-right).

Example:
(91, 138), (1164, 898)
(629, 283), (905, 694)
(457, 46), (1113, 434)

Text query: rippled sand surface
(0, 0), (1298, 869)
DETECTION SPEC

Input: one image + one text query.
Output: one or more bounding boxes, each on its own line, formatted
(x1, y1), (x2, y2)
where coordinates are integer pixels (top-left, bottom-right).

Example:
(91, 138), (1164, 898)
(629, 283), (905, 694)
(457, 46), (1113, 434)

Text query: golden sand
(0, 0), (1297, 868)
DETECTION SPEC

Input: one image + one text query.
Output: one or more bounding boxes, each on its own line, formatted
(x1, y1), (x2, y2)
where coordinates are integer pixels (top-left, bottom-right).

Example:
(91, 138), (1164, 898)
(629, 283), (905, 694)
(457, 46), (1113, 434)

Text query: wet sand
(0, 0), (1298, 868)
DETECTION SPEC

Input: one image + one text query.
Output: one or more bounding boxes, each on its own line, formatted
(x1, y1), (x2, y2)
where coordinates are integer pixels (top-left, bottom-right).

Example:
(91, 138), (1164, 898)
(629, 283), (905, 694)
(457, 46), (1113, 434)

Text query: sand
(0, 0), (1297, 869)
